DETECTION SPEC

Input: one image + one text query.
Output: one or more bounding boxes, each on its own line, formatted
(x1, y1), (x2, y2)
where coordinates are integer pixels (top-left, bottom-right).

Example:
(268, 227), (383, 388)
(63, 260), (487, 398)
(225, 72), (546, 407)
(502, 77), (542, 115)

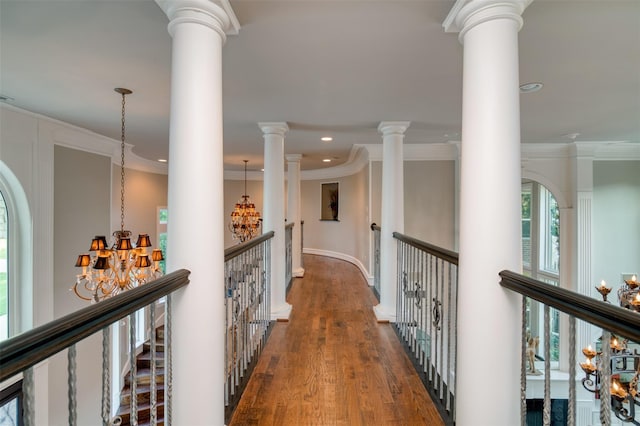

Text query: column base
(270, 303), (292, 321)
(292, 267), (305, 278)
(373, 304), (396, 323)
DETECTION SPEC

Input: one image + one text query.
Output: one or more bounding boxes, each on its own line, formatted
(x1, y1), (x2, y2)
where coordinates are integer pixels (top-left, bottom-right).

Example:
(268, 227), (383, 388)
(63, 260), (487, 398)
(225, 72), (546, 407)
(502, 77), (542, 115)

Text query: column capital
(259, 122), (289, 137)
(378, 121), (410, 137)
(155, 0), (240, 42)
(285, 154), (302, 162)
(443, 0), (532, 42)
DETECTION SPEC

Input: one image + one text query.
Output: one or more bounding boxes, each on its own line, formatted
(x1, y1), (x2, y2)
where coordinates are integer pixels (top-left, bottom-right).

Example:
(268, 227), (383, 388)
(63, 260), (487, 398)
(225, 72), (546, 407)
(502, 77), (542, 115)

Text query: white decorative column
(374, 121), (409, 322)
(571, 142), (595, 424)
(286, 154), (304, 277)
(444, 1), (530, 424)
(260, 122), (292, 320)
(156, 1), (234, 424)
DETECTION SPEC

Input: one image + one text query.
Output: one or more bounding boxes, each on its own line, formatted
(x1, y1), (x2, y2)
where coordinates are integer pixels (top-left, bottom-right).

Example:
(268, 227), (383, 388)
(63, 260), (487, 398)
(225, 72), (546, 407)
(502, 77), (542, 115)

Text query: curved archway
(0, 160), (33, 336)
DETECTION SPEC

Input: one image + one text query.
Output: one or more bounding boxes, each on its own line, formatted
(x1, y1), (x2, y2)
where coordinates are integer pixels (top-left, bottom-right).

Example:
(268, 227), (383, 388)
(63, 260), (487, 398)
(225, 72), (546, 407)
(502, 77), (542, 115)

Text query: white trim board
(303, 248), (373, 286)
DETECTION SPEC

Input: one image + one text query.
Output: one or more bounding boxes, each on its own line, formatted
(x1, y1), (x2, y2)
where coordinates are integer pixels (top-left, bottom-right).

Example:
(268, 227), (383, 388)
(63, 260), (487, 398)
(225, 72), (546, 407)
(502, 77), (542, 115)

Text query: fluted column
(444, 1), (531, 424)
(374, 121), (409, 322)
(286, 154), (305, 277)
(260, 122), (291, 320)
(156, 0), (233, 423)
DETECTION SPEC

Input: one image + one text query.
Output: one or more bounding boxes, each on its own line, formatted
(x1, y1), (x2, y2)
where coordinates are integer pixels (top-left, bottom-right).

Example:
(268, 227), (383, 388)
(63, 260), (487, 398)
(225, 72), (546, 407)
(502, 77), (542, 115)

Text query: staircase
(115, 326), (166, 426)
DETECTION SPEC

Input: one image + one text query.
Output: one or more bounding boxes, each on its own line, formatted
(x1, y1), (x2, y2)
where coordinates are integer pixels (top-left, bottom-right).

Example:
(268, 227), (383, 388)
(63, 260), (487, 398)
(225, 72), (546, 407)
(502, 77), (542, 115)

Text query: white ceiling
(1, 0), (639, 171)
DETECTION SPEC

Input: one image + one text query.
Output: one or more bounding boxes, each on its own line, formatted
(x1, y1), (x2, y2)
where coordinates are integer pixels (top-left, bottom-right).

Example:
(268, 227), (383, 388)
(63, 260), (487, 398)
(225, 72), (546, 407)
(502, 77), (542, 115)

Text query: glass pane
(0, 397), (18, 425)
(0, 191), (7, 342)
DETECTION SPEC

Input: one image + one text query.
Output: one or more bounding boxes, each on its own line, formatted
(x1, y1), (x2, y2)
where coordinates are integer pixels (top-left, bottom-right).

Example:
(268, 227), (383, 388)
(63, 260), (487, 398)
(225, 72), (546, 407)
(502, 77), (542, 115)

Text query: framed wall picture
(320, 182), (339, 221)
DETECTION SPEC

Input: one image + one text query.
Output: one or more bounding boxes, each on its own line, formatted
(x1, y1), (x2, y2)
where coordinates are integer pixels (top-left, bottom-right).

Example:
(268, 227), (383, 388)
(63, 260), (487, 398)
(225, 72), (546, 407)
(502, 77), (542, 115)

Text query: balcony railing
(285, 223), (293, 293)
(370, 223), (381, 301)
(500, 270), (640, 426)
(0, 269), (190, 426)
(393, 231), (459, 425)
(224, 231), (274, 423)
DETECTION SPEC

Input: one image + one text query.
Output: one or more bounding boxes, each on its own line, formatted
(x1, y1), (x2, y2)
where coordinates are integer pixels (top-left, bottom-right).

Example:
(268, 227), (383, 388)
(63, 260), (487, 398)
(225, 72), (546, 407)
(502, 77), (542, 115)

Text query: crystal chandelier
(579, 275), (640, 423)
(229, 160), (261, 243)
(72, 88), (164, 303)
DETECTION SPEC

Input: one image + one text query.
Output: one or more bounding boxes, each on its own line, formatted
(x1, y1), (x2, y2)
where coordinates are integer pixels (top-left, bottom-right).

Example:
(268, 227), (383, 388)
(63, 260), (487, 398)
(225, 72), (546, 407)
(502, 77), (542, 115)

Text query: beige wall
(111, 166), (167, 254)
(300, 164), (370, 272)
(53, 145), (110, 425)
(370, 160), (456, 250)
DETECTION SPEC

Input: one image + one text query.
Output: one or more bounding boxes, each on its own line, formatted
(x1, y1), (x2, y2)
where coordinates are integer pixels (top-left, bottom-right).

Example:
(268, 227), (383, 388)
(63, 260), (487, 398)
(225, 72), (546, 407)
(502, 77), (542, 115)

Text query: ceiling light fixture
(519, 82), (543, 93)
(72, 88), (163, 303)
(323, 159), (331, 163)
(229, 160), (261, 243)
(321, 137), (333, 142)
(158, 158), (167, 163)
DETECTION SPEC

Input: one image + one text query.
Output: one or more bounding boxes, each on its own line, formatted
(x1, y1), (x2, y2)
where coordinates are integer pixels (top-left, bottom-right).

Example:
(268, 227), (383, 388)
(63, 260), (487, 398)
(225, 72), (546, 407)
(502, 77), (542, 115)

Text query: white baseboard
(303, 248), (373, 286)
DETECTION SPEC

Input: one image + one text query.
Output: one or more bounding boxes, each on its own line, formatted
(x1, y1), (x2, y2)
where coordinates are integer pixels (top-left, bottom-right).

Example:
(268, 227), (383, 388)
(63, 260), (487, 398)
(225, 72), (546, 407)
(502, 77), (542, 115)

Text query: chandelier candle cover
(229, 160), (261, 243)
(72, 88), (163, 303)
(579, 276), (640, 423)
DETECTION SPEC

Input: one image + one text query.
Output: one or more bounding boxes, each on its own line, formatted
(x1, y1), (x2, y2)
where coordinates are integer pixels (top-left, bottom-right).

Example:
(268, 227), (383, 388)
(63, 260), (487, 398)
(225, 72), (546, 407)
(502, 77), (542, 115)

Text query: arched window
(0, 190), (7, 342)
(522, 181), (560, 362)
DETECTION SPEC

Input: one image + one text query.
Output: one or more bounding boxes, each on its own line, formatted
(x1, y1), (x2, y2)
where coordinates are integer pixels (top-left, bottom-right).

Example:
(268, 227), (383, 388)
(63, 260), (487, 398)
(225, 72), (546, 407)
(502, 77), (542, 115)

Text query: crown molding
(1, 104), (168, 175)
(364, 143), (458, 162)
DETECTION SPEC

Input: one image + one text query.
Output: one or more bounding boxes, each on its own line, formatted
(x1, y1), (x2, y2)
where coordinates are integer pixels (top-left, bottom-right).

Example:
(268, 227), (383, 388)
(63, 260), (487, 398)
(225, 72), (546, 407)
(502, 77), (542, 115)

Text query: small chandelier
(579, 276), (640, 423)
(72, 88), (164, 303)
(229, 160), (261, 243)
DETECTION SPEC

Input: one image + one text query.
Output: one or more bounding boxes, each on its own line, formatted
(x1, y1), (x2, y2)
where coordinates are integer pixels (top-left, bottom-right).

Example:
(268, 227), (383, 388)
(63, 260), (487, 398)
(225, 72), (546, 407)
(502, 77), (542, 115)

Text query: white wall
(593, 160), (640, 297)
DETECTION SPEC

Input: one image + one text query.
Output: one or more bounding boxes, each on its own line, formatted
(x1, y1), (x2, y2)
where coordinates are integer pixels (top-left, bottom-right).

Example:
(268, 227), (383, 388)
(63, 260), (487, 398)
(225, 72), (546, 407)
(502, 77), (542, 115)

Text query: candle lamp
(611, 380), (629, 400)
(582, 345), (597, 359)
(596, 280), (612, 302)
(580, 357), (597, 375)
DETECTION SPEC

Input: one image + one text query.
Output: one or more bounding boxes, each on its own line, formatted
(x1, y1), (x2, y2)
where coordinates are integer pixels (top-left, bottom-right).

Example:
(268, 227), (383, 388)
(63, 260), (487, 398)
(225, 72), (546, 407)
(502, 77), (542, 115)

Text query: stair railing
(224, 231), (274, 423)
(500, 270), (640, 426)
(0, 269), (190, 426)
(393, 231), (459, 425)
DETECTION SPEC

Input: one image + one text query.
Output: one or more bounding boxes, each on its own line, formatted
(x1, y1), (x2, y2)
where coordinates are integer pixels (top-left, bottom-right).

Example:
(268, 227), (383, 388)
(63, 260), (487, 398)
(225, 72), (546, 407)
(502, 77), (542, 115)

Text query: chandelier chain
(120, 92), (126, 233)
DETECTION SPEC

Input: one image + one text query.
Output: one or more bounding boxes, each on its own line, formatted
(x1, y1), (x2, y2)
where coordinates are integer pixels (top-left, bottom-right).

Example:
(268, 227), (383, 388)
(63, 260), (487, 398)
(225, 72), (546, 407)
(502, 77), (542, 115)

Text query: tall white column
(444, 1), (530, 424)
(374, 121), (409, 322)
(260, 122), (291, 320)
(286, 154), (305, 277)
(156, 1), (232, 424)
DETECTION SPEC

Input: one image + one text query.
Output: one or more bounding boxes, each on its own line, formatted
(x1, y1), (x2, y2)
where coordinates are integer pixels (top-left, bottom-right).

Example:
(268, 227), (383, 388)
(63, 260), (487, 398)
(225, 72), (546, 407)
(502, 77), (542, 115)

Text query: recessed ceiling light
(322, 158), (331, 163)
(261, 168), (264, 172)
(321, 137), (333, 142)
(158, 158), (167, 163)
(519, 82), (543, 93)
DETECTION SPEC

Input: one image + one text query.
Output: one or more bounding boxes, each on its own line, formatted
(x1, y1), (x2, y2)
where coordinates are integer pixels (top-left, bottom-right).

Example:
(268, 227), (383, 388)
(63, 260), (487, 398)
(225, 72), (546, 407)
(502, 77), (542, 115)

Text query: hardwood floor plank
(229, 255), (445, 426)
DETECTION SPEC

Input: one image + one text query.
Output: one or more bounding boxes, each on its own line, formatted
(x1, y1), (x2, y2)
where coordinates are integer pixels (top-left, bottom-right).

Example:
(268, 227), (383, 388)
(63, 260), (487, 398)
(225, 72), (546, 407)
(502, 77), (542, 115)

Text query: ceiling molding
(364, 143), (458, 162)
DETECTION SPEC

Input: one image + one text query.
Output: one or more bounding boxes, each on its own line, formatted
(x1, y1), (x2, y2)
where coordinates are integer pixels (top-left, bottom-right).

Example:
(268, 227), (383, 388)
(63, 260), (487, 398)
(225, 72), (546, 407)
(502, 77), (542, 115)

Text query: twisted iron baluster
(68, 344), (78, 426)
(150, 301), (157, 425)
(521, 296), (527, 426)
(543, 306), (551, 426)
(129, 313), (137, 426)
(166, 294), (173, 426)
(600, 330), (611, 426)
(23, 367), (35, 426)
(568, 316), (576, 426)
(102, 326), (112, 426)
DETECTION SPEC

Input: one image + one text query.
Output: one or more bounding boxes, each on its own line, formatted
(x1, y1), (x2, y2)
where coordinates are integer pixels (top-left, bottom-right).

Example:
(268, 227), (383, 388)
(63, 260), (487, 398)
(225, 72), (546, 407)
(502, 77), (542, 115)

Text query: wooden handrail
(224, 231), (275, 262)
(0, 269), (190, 382)
(392, 232), (459, 265)
(500, 270), (640, 343)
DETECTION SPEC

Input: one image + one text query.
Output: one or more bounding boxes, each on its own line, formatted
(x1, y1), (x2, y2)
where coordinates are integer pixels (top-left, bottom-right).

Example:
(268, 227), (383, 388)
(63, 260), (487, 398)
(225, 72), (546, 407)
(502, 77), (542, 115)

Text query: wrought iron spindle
(150, 301), (157, 426)
(102, 326), (111, 426)
(543, 305), (551, 426)
(68, 344), (77, 426)
(129, 313), (137, 426)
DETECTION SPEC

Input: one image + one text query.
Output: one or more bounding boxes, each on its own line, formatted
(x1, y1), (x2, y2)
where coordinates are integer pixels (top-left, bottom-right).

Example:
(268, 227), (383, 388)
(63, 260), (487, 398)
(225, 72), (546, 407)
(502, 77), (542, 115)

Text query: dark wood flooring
(229, 254), (444, 426)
